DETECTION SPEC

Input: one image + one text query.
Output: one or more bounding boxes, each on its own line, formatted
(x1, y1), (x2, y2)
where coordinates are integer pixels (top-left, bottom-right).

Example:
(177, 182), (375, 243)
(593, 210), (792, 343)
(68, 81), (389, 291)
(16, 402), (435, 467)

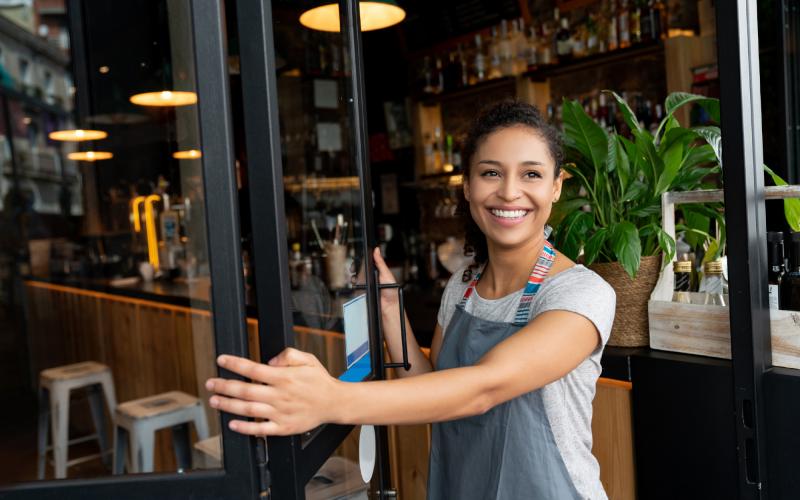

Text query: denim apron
(427, 240), (582, 500)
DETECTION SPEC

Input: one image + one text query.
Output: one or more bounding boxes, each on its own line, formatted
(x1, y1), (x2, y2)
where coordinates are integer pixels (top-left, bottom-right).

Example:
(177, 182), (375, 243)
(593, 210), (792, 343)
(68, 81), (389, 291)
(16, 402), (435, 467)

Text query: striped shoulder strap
(513, 240), (557, 324)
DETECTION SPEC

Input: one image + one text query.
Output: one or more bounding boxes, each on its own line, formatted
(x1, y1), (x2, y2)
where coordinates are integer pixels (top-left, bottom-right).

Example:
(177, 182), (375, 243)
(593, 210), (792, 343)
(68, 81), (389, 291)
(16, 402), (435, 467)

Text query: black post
(189, 0), (260, 497)
(339, 0), (393, 497)
(234, 1), (304, 498)
(716, 0), (770, 497)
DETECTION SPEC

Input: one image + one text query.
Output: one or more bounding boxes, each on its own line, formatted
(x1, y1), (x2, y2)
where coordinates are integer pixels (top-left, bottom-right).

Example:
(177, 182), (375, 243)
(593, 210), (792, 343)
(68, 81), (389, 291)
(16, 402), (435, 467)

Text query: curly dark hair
(457, 99), (563, 280)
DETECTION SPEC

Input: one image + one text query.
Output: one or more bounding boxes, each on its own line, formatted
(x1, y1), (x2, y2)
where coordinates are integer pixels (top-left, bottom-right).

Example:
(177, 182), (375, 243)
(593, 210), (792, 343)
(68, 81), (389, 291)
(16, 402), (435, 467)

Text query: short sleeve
(436, 264), (472, 333)
(535, 268), (616, 347)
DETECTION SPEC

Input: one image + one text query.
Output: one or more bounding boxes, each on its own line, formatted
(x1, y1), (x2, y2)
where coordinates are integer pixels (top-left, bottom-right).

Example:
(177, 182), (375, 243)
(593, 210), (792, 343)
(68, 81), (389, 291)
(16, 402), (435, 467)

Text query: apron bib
(427, 241), (581, 500)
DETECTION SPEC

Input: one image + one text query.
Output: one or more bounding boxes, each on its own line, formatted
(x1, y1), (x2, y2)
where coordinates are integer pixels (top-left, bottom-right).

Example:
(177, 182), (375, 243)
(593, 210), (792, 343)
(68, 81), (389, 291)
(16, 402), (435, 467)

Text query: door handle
(353, 270), (411, 371)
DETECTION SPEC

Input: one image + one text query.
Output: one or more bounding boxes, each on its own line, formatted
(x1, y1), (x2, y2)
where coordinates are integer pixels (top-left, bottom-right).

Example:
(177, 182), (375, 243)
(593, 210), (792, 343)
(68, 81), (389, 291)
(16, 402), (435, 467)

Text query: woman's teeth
(490, 209), (528, 219)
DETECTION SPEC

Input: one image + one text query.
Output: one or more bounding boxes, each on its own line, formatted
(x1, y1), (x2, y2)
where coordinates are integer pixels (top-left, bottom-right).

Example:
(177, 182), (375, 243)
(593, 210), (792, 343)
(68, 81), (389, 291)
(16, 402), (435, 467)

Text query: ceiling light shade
(299, 1), (405, 32)
(173, 149), (202, 159)
(68, 151), (113, 161)
(48, 129), (108, 142)
(129, 90), (197, 107)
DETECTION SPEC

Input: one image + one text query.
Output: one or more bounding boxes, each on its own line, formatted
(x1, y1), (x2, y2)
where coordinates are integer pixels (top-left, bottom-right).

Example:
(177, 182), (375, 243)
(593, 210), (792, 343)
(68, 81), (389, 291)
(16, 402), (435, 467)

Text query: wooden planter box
(648, 187), (800, 370)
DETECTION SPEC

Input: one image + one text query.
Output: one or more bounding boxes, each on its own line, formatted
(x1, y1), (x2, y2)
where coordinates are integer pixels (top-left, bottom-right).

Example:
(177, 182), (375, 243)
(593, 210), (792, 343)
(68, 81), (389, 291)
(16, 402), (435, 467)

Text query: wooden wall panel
(592, 379), (636, 500)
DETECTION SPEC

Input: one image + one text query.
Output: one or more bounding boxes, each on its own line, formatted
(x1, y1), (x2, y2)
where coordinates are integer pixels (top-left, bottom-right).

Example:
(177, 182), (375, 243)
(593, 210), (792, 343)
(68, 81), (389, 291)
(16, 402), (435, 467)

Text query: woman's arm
(206, 308), (600, 436)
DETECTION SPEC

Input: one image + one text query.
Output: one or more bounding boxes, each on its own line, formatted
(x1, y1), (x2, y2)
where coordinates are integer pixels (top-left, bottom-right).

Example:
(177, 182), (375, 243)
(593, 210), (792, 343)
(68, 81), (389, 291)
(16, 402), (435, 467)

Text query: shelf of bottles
(415, 0), (669, 100)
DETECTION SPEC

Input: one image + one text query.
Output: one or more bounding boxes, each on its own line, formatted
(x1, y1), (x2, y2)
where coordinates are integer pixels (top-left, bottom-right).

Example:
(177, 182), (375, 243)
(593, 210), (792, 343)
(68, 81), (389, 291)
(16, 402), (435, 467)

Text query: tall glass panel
(235, 1), (378, 496)
(0, 0), (224, 484)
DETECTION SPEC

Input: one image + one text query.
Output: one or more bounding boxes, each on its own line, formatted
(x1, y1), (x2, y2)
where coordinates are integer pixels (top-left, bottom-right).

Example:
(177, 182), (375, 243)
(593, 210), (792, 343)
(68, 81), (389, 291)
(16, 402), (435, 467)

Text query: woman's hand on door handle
(205, 350), (345, 436)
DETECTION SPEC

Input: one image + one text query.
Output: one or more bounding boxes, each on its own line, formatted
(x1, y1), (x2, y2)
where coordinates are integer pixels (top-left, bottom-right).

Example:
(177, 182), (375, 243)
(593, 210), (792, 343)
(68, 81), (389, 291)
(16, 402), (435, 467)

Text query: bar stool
(37, 361), (117, 479)
(113, 390), (209, 474)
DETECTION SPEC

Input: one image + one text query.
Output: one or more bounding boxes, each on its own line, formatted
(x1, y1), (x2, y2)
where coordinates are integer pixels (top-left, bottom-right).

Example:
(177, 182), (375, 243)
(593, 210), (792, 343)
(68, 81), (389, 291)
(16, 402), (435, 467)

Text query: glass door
(0, 0), (260, 498)
(233, 0), (395, 498)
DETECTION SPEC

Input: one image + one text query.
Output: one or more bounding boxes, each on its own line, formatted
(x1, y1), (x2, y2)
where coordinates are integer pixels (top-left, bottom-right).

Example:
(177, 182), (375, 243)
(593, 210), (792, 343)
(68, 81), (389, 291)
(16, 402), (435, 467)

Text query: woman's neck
(478, 234), (546, 299)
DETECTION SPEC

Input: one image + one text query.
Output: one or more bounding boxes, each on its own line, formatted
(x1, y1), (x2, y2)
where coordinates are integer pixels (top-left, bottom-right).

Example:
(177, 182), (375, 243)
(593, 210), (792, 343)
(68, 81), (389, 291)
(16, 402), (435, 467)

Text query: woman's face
(463, 125), (562, 252)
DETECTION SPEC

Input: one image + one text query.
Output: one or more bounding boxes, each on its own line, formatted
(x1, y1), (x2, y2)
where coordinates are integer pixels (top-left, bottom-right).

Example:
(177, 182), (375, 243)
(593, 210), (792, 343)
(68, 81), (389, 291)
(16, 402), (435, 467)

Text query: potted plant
(550, 91), (722, 346)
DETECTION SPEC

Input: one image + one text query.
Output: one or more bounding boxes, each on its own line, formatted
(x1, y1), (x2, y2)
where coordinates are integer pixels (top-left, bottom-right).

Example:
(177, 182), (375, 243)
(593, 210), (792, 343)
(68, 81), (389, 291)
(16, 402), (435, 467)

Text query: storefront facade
(0, 0), (798, 499)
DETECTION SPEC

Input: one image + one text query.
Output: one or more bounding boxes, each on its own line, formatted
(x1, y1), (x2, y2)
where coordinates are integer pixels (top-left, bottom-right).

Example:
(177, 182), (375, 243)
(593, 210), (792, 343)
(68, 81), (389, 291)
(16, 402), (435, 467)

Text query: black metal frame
(236, 0), (394, 497)
(717, 0), (770, 497)
(0, 1), (261, 498)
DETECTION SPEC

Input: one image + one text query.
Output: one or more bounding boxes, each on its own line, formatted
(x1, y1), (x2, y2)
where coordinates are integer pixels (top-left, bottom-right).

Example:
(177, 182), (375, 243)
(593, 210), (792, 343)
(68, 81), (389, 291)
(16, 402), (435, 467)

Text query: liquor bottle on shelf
(555, 15), (573, 62)
(539, 20), (554, 66)
(780, 232), (800, 311)
(458, 44), (469, 87)
(586, 12), (600, 55)
(618, 0), (631, 49)
(432, 127), (444, 173)
(768, 231), (786, 310)
(526, 25), (539, 69)
(672, 260), (692, 303)
(651, 0), (668, 40)
(422, 56), (435, 94)
(472, 33), (487, 84)
(499, 19), (514, 76)
(699, 259), (728, 306)
(434, 57), (444, 93)
(514, 18), (528, 74)
(640, 0), (654, 42)
(572, 22), (588, 58)
(607, 0), (619, 51)
(488, 26), (503, 79)
(630, 0), (642, 44)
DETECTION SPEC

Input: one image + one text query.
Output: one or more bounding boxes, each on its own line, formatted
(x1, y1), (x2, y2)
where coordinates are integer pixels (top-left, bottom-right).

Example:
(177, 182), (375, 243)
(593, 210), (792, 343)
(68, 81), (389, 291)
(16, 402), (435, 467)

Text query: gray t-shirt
(436, 263), (616, 500)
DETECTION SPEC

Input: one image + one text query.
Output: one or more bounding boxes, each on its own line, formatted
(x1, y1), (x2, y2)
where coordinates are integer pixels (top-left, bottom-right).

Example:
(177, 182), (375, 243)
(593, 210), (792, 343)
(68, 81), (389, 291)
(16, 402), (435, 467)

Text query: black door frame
(0, 1), (261, 498)
(235, 0), (392, 498)
(717, 0), (771, 498)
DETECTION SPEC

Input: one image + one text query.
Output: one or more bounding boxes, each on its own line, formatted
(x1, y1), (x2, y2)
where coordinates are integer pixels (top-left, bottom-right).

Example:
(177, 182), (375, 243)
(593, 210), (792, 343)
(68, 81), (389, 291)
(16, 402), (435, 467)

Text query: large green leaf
(615, 136), (630, 190)
(693, 126), (722, 166)
(633, 129), (663, 187)
(549, 197), (590, 227)
(609, 221), (642, 278)
(764, 164), (800, 231)
(583, 228), (609, 265)
(562, 99), (609, 175)
(654, 226), (676, 263)
(681, 206), (711, 250)
(655, 141), (685, 195)
(658, 127), (696, 156)
(628, 204), (662, 218)
(556, 210), (594, 261)
(606, 90), (643, 134)
(621, 180), (648, 203)
(665, 92), (719, 118)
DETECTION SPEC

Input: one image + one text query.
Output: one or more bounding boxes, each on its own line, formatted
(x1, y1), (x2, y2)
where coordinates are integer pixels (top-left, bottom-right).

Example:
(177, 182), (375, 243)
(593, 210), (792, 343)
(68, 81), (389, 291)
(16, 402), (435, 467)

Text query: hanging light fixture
(129, 90), (197, 107)
(67, 151), (114, 162)
(48, 129), (108, 141)
(172, 149), (202, 159)
(299, 1), (405, 32)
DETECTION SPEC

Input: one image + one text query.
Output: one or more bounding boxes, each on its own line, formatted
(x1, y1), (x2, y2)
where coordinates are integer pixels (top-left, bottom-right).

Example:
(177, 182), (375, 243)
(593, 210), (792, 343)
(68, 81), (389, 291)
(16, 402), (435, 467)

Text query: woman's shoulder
(543, 265), (616, 302)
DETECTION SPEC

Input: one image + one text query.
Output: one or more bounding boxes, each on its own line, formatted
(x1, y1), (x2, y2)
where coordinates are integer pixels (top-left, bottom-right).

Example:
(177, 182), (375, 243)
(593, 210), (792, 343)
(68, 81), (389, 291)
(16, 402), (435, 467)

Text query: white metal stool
(113, 390), (209, 474)
(37, 361), (117, 479)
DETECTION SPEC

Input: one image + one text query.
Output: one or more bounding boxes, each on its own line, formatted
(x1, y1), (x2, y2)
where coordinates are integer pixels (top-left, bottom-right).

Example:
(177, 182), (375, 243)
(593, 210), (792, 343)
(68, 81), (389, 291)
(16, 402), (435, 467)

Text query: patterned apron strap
(513, 240), (557, 324)
(458, 265), (484, 307)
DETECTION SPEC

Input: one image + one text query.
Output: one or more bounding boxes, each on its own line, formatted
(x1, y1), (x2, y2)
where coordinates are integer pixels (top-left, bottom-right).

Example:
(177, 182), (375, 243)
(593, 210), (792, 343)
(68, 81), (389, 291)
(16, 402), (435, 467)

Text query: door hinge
(256, 437), (271, 499)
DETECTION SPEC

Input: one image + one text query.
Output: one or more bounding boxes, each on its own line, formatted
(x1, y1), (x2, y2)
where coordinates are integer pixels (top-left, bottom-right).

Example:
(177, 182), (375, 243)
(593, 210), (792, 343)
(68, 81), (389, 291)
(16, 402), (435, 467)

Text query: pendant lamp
(299, 1), (405, 32)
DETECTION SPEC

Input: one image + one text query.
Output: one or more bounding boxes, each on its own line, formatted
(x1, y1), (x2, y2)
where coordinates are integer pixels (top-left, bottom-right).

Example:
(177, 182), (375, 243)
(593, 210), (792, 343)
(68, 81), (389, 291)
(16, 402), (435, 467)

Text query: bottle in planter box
(767, 231), (786, 310)
(699, 259), (728, 306)
(780, 231), (800, 311)
(672, 260), (692, 303)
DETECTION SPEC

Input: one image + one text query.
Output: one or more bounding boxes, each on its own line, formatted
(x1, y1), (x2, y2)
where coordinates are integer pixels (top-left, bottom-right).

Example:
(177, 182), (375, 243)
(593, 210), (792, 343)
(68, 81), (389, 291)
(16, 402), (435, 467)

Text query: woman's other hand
(205, 349), (343, 436)
(373, 247), (400, 315)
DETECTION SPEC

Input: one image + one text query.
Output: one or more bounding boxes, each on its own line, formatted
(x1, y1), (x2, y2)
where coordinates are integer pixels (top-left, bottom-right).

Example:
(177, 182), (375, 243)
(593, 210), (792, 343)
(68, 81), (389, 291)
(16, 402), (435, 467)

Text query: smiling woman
(206, 100), (617, 500)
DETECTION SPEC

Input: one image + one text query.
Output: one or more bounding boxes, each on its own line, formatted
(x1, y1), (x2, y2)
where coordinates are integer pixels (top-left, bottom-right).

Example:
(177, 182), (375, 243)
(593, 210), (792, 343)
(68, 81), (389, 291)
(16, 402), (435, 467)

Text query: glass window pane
(0, 0), (226, 485)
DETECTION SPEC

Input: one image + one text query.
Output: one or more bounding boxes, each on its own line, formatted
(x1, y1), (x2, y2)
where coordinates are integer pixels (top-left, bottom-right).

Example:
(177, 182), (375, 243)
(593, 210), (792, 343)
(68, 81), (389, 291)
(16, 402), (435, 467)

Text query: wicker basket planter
(589, 255), (661, 347)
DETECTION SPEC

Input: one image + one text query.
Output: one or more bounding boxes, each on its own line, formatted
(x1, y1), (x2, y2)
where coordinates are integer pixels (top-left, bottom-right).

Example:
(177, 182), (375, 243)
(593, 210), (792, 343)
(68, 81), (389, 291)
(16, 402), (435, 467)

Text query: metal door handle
(353, 270), (411, 371)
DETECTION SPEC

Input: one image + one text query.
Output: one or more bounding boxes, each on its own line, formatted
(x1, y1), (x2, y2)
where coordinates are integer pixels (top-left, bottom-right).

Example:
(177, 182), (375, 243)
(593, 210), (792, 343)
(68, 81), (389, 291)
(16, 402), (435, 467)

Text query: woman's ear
(463, 180), (471, 202)
(552, 169), (563, 202)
